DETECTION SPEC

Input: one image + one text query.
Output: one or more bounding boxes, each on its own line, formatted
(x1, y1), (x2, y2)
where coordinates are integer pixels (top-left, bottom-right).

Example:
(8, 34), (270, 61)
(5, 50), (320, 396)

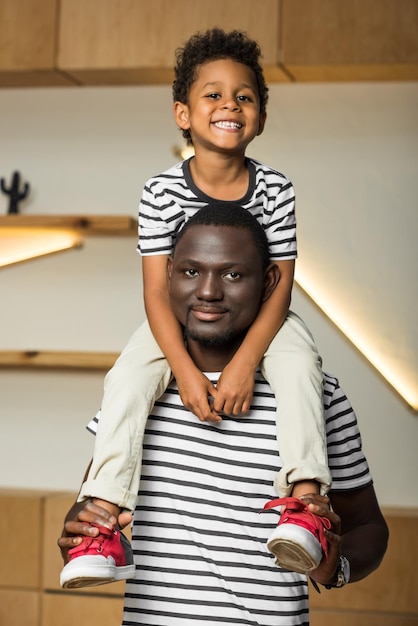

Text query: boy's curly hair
(173, 28), (269, 144)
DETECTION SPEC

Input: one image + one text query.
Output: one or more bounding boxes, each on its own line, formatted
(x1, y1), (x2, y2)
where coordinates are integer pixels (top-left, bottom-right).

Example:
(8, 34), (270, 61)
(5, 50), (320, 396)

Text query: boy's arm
(142, 255), (220, 421)
(214, 259), (294, 415)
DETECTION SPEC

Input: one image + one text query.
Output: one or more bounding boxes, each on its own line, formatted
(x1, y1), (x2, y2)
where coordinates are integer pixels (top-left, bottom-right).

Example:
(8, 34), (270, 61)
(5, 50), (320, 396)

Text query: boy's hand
(176, 368), (221, 422)
(214, 361), (255, 415)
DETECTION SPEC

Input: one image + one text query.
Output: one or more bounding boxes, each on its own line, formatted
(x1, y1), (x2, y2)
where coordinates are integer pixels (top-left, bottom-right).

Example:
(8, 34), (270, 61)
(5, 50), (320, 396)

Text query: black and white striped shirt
(88, 372), (371, 626)
(138, 158), (297, 260)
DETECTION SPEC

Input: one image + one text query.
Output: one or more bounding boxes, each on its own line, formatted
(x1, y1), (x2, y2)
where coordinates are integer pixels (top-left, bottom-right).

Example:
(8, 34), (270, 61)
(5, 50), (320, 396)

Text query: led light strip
(0, 228), (82, 267)
(295, 267), (418, 411)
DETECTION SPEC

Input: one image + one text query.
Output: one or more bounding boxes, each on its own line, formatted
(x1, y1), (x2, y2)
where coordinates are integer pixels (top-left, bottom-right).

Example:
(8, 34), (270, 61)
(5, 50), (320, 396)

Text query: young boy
(60, 28), (332, 589)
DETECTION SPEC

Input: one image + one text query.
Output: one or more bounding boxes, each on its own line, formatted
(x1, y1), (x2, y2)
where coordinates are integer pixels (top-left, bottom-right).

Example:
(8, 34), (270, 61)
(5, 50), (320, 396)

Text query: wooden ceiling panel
(280, 0), (418, 81)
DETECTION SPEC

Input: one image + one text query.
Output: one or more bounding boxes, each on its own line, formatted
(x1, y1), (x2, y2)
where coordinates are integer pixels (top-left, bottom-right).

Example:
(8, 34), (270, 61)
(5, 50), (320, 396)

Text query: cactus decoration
(1, 171), (30, 214)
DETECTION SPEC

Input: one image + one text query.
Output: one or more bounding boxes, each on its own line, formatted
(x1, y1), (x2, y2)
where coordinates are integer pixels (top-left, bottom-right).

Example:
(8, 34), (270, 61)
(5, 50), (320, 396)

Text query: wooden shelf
(0, 350), (118, 371)
(0, 215), (137, 236)
(0, 216), (136, 368)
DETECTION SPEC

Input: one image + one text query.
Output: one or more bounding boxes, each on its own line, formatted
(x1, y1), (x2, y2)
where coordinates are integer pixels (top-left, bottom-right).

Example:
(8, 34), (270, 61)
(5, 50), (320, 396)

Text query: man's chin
(185, 327), (233, 348)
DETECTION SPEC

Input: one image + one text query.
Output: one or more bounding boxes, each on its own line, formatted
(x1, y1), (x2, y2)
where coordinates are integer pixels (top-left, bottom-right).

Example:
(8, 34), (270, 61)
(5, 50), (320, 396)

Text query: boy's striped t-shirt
(138, 157), (297, 261)
(88, 372), (372, 626)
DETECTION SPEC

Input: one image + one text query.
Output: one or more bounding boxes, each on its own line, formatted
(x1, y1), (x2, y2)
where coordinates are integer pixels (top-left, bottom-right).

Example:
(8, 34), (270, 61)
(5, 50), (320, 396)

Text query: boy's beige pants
(78, 311), (331, 512)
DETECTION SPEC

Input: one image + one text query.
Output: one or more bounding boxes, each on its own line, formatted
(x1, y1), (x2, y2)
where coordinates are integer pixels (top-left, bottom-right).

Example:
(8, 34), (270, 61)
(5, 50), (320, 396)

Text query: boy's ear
(167, 256), (173, 282)
(173, 101), (191, 130)
(257, 111), (267, 136)
(261, 262), (280, 302)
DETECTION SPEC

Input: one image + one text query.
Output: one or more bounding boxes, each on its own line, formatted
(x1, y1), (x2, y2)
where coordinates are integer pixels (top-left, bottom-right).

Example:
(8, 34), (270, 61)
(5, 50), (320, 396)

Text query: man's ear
(257, 111), (267, 136)
(173, 101), (191, 130)
(261, 262), (280, 302)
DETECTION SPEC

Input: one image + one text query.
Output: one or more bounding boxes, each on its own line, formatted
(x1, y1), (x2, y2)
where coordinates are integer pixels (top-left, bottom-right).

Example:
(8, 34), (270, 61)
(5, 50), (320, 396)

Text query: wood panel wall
(1, 489), (417, 625)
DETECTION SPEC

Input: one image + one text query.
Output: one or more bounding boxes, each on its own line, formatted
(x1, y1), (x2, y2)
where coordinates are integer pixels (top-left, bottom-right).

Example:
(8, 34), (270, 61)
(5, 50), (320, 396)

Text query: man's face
(168, 224), (268, 349)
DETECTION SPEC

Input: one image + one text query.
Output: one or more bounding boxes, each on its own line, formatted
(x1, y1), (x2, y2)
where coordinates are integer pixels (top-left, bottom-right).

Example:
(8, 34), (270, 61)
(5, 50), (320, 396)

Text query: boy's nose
(221, 97), (239, 111)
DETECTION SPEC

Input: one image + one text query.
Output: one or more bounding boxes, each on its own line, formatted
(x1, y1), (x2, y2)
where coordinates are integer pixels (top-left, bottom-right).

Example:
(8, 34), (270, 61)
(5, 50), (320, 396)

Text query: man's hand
(57, 500), (132, 564)
(214, 360), (255, 416)
(299, 494), (342, 586)
(176, 368), (221, 422)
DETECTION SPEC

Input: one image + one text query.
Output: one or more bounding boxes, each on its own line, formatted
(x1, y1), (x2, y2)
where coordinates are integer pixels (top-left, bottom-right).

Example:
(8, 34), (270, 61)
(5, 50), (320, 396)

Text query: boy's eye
(206, 93), (220, 99)
(237, 94), (251, 102)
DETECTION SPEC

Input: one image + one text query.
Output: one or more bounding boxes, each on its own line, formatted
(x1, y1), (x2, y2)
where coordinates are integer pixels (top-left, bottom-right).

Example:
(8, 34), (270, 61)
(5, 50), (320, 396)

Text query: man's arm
(329, 484), (389, 582)
(309, 484), (389, 587)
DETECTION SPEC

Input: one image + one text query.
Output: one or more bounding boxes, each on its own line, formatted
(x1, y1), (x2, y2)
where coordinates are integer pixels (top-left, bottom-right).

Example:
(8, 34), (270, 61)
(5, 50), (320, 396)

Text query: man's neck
(186, 337), (243, 373)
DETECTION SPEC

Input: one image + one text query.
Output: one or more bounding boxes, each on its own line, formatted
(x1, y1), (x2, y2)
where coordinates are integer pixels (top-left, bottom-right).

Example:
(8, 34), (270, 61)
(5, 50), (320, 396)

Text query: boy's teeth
(215, 121), (241, 129)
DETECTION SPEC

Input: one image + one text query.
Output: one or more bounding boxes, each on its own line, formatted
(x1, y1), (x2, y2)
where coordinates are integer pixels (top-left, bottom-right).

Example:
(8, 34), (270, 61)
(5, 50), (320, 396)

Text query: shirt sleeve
(137, 179), (174, 256)
(323, 373), (373, 491)
(251, 163), (297, 261)
(86, 409), (100, 435)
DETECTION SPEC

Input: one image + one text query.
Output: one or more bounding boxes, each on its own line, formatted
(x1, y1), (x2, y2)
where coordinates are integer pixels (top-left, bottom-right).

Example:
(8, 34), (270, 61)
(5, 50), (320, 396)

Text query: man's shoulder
(161, 371), (352, 424)
(252, 369), (353, 421)
(322, 371), (349, 402)
(323, 372), (341, 406)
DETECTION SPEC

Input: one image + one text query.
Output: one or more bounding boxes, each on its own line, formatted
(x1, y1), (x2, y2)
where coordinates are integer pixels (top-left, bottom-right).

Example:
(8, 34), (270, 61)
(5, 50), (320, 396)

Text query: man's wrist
(324, 555), (350, 589)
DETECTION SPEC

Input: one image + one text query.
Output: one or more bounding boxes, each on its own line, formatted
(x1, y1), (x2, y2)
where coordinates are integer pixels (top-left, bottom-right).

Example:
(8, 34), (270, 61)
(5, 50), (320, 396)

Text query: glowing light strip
(295, 267), (418, 411)
(0, 228), (82, 267)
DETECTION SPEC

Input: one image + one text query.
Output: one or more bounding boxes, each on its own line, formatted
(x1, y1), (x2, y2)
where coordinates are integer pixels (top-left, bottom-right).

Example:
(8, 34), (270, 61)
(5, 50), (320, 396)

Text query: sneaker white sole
(267, 524), (322, 574)
(60, 555), (135, 589)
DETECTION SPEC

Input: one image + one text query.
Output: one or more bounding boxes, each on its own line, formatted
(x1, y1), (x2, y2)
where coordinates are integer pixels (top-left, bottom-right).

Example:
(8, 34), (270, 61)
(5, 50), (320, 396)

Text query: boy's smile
(174, 58), (266, 156)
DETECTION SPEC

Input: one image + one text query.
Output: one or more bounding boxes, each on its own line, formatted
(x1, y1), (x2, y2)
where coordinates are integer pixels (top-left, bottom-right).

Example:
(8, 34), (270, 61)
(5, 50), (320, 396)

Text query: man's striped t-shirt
(138, 157), (297, 261)
(88, 372), (371, 626)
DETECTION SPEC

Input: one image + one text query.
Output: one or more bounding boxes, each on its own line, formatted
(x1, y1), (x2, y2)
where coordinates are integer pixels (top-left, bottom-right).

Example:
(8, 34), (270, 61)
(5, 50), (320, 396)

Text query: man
(59, 204), (388, 625)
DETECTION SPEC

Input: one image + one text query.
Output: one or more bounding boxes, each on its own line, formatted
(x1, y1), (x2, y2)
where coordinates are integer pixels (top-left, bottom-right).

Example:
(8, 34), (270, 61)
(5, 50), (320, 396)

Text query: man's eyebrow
(173, 257), (204, 267)
(175, 257), (250, 270)
(175, 257), (199, 264)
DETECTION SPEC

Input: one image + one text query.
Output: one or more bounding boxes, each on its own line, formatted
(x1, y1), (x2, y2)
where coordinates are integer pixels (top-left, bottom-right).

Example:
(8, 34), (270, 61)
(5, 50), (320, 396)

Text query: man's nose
(196, 273), (223, 300)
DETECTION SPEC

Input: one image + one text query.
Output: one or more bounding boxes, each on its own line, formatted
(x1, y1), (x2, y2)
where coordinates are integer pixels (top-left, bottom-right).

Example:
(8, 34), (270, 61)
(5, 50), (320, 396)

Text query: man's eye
(184, 269), (199, 277)
(224, 271), (241, 280)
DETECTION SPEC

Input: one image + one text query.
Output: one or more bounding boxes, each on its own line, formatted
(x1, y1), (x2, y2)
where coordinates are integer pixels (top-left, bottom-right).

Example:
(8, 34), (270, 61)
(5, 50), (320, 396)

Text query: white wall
(0, 83), (417, 507)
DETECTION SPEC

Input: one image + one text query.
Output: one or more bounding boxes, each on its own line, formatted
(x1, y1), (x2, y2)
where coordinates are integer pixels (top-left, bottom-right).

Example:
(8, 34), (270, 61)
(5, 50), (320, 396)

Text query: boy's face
(174, 58), (266, 155)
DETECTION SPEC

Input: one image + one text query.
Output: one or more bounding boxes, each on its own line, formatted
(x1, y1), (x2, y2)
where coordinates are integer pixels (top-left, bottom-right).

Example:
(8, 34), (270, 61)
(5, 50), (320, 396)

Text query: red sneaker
(60, 524), (135, 589)
(262, 497), (331, 573)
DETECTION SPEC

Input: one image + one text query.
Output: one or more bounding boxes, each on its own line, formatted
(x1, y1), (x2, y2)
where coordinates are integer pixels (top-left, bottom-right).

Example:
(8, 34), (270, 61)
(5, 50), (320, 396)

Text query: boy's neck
(189, 151), (249, 201)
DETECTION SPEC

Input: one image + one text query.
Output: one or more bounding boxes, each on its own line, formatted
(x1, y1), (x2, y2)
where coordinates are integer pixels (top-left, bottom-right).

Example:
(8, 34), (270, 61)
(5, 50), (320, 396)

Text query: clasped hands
(176, 360), (255, 422)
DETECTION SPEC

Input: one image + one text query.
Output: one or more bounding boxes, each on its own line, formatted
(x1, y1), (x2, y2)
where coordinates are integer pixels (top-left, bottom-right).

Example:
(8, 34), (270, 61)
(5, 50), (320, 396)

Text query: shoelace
(78, 525), (114, 553)
(262, 496), (331, 560)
